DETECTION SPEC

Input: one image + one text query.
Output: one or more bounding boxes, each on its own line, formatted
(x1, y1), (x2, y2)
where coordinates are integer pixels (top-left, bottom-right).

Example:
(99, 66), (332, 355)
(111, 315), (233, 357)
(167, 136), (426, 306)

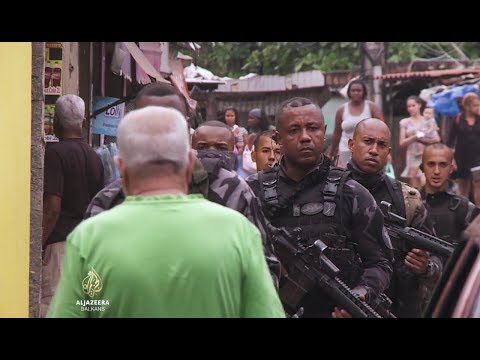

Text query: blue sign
(91, 96), (125, 136)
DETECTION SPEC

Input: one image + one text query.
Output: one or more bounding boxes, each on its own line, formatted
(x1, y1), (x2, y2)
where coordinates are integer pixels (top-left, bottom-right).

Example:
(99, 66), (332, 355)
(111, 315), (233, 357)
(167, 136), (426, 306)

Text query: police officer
(419, 143), (480, 246)
(85, 82), (209, 218)
(246, 97), (393, 318)
(347, 118), (441, 317)
(418, 143), (480, 313)
(85, 83), (281, 288)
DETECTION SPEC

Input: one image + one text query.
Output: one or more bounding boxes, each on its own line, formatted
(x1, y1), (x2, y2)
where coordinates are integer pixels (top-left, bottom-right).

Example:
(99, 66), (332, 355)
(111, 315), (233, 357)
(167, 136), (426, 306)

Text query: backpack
(401, 183), (423, 227)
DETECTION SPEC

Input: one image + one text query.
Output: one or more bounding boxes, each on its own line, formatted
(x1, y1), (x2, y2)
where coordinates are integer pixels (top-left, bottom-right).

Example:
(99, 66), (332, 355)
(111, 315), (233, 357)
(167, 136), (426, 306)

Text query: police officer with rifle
(246, 98), (393, 318)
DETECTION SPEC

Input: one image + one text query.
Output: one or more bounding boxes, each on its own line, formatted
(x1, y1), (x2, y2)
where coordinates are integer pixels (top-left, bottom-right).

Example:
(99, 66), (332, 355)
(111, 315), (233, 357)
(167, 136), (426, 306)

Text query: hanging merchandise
(108, 143), (121, 181)
(96, 145), (118, 186)
(429, 84), (480, 117)
(432, 90), (459, 117)
(450, 84), (478, 99)
(419, 85), (448, 104)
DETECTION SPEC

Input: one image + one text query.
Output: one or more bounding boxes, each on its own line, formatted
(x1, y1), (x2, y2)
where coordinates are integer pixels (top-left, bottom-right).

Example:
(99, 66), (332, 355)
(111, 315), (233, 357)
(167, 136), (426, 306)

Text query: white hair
(54, 94), (85, 129)
(117, 106), (190, 172)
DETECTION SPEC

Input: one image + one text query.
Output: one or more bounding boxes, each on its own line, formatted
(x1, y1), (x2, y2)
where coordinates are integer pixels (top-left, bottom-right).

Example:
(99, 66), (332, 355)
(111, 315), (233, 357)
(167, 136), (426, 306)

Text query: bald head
(349, 117), (391, 173)
(422, 143), (454, 193)
(353, 118), (391, 140)
(422, 143), (453, 164)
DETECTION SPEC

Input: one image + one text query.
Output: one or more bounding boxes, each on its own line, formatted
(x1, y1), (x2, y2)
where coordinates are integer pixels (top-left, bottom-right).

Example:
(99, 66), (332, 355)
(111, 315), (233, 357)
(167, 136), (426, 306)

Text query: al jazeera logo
(76, 267), (110, 312)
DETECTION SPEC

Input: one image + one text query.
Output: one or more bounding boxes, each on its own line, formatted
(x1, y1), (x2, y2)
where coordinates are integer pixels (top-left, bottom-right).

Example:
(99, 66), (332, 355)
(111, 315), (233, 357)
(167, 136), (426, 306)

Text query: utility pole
(360, 42), (386, 112)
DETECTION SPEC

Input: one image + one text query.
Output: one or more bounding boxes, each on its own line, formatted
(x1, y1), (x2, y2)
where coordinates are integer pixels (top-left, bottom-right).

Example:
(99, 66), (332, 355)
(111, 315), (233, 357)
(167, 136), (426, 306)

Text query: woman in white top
(329, 79), (383, 168)
(399, 96), (440, 189)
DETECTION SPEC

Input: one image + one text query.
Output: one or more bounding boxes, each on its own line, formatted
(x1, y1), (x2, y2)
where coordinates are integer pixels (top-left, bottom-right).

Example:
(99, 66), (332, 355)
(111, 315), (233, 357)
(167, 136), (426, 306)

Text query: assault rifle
(288, 307), (304, 318)
(369, 292), (396, 319)
(270, 226), (384, 318)
(380, 201), (454, 258)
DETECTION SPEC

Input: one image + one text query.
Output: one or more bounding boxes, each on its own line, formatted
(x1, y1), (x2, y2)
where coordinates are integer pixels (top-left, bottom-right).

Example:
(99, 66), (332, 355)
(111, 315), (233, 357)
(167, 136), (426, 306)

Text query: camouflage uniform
(84, 151), (281, 289)
(195, 149), (281, 288)
(348, 161), (441, 317)
(84, 157), (209, 219)
(246, 156), (393, 317)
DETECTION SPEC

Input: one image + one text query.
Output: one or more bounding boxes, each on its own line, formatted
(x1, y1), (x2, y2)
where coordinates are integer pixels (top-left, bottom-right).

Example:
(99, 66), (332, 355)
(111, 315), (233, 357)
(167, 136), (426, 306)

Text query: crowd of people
(41, 79), (480, 318)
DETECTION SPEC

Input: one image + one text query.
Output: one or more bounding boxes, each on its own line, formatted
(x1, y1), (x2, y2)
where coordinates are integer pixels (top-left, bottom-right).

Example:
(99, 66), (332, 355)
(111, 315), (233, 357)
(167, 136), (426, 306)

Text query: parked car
(424, 217), (480, 318)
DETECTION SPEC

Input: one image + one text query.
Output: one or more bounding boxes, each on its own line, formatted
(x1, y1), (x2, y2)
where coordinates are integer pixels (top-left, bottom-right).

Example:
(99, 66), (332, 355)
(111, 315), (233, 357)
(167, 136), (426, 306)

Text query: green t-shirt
(48, 194), (285, 318)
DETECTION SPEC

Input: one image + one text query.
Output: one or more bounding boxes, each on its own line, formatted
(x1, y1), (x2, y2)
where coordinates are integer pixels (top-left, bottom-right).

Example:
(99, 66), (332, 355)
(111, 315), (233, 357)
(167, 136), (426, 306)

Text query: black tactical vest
(258, 166), (362, 285)
(383, 178), (411, 257)
(376, 177), (424, 318)
(423, 193), (468, 246)
(383, 178), (408, 222)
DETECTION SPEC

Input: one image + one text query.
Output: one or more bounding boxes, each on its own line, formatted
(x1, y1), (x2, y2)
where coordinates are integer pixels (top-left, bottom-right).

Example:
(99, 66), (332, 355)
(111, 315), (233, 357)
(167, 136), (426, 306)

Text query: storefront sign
(44, 103), (59, 142)
(44, 42), (63, 96)
(44, 42), (62, 142)
(91, 96), (125, 136)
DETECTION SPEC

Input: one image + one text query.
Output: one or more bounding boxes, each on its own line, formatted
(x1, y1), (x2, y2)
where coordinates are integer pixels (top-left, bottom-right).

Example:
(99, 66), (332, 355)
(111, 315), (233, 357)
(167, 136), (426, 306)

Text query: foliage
(194, 42), (480, 78)
(196, 42), (360, 77)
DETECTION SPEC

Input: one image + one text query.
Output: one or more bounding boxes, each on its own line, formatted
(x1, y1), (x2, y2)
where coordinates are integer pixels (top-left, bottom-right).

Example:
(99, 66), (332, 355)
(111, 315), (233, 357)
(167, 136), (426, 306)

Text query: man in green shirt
(48, 106), (285, 318)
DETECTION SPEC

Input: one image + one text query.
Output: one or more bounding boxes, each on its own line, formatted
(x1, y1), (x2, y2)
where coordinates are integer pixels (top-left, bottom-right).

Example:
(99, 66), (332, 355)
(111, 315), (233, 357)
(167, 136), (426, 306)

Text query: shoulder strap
(449, 195), (469, 230)
(322, 167), (351, 229)
(384, 177), (407, 219)
(323, 167), (350, 201)
(258, 167), (280, 214)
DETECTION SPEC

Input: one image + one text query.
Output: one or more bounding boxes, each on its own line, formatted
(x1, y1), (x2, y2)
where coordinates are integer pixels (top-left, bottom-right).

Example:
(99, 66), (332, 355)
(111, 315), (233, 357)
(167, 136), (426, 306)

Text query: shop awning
(122, 42), (169, 84)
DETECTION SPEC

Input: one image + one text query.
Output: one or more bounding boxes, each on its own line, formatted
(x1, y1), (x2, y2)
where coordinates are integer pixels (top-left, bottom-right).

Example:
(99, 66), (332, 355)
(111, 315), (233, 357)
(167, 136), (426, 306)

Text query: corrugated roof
(378, 68), (480, 80)
(216, 70), (325, 93)
(186, 79), (225, 85)
(216, 87), (331, 117)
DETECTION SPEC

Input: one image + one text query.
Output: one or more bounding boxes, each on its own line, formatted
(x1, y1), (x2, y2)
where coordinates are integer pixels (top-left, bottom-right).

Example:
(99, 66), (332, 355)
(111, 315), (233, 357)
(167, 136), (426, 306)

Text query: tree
(195, 42), (360, 77)
(194, 42), (480, 78)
